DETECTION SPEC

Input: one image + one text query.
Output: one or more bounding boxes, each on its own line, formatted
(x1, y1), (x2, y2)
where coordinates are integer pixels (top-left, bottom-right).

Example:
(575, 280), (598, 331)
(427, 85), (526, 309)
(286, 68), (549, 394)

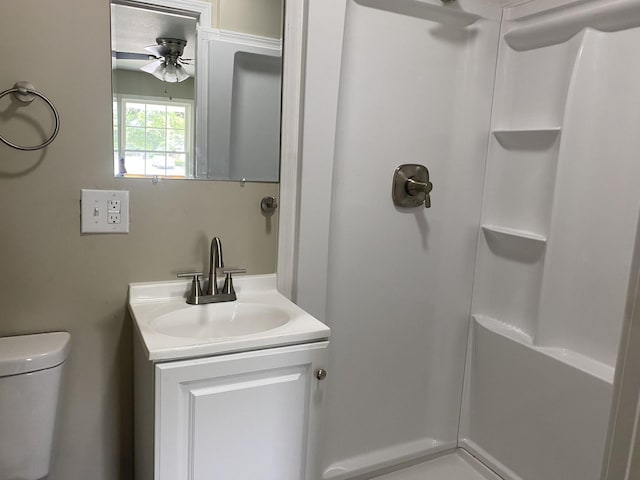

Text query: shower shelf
(492, 127), (561, 135)
(473, 314), (533, 345)
(481, 224), (547, 243)
(472, 315), (615, 383)
(354, 0), (481, 27)
(492, 128), (561, 149)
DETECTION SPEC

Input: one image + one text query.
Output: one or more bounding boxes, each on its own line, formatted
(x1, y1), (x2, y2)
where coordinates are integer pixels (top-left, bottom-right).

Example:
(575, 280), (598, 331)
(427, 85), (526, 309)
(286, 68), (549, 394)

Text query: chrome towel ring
(0, 81), (60, 151)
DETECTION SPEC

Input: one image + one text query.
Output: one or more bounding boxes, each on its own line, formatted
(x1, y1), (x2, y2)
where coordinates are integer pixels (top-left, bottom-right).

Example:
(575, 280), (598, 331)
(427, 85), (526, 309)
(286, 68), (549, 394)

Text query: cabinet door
(156, 342), (329, 480)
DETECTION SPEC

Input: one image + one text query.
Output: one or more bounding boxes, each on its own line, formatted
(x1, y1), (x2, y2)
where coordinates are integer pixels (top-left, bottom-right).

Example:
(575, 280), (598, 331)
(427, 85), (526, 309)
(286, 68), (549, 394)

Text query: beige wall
(215, 0), (284, 39)
(0, 1), (277, 479)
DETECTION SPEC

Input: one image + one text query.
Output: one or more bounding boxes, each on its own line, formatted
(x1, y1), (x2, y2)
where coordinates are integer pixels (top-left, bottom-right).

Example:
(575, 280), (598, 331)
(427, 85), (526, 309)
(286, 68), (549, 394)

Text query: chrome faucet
(177, 236), (246, 305)
(206, 237), (224, 295)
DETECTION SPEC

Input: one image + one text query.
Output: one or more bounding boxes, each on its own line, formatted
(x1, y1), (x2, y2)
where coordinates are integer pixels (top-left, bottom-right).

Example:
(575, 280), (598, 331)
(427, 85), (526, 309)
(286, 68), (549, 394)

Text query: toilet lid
(0, 332), (71, 377)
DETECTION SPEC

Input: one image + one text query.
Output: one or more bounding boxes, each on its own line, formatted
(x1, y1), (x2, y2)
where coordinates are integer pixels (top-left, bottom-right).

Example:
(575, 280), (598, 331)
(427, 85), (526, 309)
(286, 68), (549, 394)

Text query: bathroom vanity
(129, 274), (330, 480)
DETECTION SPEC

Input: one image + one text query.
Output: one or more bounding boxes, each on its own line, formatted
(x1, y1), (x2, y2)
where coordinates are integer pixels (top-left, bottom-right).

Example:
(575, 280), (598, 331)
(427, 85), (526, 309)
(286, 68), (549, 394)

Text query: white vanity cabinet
(130, 275), (331, 480)
(134, 338), (329, 480)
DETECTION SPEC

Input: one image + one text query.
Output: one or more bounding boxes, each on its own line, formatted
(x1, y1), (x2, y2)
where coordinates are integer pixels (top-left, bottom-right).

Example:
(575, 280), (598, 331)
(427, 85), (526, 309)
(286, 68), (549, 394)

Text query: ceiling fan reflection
(114, 37), (192, 83)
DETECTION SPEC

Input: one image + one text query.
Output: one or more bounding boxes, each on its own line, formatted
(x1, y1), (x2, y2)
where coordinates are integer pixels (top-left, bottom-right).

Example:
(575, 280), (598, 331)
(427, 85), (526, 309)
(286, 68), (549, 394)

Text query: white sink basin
(151, 303), (291, 339)
(128, 274), (330, 361)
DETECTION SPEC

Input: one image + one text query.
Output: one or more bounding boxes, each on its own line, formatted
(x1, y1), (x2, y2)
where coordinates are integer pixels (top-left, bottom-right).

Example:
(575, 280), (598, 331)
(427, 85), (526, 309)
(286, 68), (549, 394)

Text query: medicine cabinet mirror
(110, 0), (283, 181)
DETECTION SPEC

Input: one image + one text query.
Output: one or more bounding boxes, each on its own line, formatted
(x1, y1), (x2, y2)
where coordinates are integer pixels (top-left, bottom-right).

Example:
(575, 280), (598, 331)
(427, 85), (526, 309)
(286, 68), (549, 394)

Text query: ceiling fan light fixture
(161, 63), (178, 82)
(175, 64), (190, 83)
(153, 38), (187, 57)
(151, 62), (189, 83)
(141, 38), (191, 83)
(149, 61), (167, 81)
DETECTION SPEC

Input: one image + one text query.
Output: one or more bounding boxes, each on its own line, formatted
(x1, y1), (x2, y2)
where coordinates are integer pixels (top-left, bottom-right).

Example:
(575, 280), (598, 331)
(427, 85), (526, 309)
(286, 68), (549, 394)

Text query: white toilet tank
(0, 332), (71, 480)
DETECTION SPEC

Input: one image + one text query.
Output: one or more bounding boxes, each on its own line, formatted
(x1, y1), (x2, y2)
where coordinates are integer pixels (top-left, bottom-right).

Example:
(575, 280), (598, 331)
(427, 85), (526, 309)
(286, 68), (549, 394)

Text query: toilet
(0, 332), (71, 480)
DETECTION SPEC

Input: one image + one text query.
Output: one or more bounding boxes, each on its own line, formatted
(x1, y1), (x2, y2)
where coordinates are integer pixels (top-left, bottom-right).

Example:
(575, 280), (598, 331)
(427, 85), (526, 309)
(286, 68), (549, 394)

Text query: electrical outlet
(81, 189), (129, 233)
(107, 199), (121, 213)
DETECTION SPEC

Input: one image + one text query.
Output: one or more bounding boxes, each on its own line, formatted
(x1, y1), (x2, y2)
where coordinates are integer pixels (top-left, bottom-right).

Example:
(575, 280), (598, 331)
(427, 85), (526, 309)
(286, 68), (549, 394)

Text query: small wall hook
(260, 196), (278, 216)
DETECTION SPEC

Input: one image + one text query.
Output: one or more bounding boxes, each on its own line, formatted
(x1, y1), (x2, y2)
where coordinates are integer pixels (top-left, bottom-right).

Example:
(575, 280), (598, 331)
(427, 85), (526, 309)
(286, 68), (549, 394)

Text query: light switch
(81, 189), (129, 233)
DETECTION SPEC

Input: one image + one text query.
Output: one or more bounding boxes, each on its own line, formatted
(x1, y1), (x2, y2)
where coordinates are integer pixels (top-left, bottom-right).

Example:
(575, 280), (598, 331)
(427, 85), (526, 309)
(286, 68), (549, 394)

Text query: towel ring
(0, 81), (60, 151)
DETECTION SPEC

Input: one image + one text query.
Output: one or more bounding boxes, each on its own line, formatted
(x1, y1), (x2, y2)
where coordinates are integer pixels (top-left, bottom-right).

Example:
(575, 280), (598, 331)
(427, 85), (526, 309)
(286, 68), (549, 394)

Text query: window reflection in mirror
(110, 0), (284, 182)
(114, 96), (193, 177)
(111, 1), (197, 178)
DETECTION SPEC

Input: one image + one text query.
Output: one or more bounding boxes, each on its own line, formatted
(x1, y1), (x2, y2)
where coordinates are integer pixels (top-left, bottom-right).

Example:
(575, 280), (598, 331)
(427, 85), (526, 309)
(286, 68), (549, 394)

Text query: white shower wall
(297, 0), (502, 478)
(461, 1), (640, 479)
(296, 0), (640, 479)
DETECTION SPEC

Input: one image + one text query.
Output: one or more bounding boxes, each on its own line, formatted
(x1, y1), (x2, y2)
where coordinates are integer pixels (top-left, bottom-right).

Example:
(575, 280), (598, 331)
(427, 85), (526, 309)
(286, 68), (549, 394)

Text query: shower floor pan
(373, 450), (500, 480)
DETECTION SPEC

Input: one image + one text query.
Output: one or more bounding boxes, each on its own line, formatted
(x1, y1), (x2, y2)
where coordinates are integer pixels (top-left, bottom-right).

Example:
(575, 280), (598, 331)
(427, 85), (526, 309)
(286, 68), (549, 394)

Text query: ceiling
(110, 0), (536, 75)
(111, 3), (198, 73)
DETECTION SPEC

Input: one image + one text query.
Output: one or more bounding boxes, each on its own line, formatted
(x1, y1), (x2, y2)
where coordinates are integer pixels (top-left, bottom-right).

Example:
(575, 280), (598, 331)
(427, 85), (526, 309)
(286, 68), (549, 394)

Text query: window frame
(113, 94), (194, 178)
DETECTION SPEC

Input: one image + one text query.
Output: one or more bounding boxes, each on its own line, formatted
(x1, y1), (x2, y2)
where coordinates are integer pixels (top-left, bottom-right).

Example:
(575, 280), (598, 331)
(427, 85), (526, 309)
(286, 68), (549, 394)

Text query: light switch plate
(81, 189), (129, 233)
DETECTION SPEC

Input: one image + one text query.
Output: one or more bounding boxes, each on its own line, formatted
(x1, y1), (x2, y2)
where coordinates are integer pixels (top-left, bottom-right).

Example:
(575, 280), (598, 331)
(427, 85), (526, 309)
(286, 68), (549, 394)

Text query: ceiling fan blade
(140, 59), (163, 74)
(144, 44), (169, 57)
(114, 51), (153, 61)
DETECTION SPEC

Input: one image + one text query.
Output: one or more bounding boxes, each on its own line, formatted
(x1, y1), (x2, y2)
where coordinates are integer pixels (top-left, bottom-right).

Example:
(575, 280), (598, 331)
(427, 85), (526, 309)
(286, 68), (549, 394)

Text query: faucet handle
(405, 177), (433, 209)
(222, 267), (246, 275)
(221, 268), (246, 297)
(177, 272), (204, 304)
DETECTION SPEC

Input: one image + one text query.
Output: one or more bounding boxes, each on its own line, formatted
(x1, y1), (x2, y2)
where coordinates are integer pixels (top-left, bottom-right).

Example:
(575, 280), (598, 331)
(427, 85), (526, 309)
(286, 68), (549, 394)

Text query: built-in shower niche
(491, 34), (582, 128)
(471, 127), (560, 338)
(483, 128), (560, 236)
(472, 227), (545, 339)
(464, 38), (587, 475)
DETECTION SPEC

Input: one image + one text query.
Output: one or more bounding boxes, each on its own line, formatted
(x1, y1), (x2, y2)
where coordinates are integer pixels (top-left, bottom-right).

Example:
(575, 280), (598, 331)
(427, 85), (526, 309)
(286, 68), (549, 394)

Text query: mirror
(110, 0), (283, 181)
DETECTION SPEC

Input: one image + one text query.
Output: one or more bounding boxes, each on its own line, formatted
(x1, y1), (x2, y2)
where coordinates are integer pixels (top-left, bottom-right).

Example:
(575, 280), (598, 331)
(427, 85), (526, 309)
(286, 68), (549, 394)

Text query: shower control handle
(392, 164), (433, 208)
(405, 177), (433, 208)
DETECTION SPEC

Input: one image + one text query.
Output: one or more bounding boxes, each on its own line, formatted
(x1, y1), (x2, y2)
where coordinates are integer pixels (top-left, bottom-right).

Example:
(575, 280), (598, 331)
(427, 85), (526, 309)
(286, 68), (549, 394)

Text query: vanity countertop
(129, 274), (330, 362)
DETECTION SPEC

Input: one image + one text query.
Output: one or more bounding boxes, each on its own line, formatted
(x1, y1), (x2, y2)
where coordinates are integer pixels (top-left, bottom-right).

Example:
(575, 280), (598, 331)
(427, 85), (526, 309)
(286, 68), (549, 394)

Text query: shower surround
(296, 0), (640, 479)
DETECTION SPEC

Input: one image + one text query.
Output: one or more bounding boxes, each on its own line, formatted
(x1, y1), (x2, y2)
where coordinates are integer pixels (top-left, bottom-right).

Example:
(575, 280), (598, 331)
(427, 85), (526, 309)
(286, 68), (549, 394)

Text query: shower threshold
(371, 449), (501, 480)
